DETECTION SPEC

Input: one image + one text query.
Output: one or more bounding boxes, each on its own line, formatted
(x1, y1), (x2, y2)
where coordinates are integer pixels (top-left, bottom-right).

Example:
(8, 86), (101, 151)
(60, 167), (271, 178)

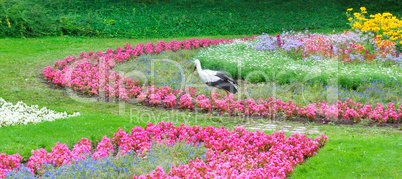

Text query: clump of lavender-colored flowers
(251, 30), (304, 58)
(250, 30), (401, 65)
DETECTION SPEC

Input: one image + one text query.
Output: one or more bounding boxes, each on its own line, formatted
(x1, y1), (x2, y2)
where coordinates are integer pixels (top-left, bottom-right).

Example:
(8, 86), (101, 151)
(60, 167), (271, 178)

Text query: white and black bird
(191, 59), (238, 117)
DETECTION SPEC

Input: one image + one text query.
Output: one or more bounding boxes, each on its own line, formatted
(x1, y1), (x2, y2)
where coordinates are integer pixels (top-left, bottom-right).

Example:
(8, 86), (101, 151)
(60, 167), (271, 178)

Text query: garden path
(240, 122), (321, 134)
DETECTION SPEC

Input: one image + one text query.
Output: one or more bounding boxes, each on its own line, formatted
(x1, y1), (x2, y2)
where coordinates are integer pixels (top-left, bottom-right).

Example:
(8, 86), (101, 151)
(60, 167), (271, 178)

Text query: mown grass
(0, 36), (401, 178)
(1, 114), (138, 158)
(242, 121), (402, 178)
(290, 125), (402, 178)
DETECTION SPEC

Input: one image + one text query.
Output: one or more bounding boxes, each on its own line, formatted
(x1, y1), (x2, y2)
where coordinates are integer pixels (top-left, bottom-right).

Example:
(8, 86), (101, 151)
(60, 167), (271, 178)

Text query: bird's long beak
(191, 65), (196, 76)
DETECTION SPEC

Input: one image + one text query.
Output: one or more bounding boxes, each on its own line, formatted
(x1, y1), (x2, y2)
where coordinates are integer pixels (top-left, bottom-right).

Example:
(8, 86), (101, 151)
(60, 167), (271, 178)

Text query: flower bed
(192, 10), (402, 87)
(0, 98), (80, 127)
(1, 122), (328, 178)
(251, 29), (401, 65)
(7, 140), (207, 178)
(41, 36), (402, 124)
(195, 39), (402, 86)
(43, 37), (255, 99)
(133, 86), (402, 123)
(347, 7), (402, 55)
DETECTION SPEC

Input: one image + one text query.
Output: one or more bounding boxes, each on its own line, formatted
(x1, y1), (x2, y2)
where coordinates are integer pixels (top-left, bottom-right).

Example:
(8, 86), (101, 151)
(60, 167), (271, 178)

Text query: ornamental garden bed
(2, 122), (328, 178)
(41, 34), (402, 126)
(1, 6), (402, 179)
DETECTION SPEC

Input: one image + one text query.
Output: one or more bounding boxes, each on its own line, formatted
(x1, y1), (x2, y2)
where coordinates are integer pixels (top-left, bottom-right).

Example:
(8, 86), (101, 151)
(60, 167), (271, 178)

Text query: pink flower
(179, 94), (194, 110)
(93, 137), (114, 160)
(3, 121), (328, 177)
(145, 42), (155, 54)
(149, 93), (162, 106)
(163, 94), (177, 108)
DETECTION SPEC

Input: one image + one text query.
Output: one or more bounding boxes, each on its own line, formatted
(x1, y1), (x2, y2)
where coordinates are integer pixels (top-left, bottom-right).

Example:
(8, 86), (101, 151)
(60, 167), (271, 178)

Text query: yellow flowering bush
(346, 7), (402, 56)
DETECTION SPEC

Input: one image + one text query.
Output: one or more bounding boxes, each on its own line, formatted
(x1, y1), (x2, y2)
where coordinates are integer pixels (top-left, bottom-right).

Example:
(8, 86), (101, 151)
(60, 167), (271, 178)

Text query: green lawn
(290, 125), (402, 178)
(0, 36), (401, 178)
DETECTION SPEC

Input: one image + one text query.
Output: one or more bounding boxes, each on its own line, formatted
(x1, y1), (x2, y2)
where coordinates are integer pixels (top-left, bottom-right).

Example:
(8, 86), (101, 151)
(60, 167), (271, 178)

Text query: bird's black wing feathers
(215, 72), (238, 85)
(204, 72), (238, 94)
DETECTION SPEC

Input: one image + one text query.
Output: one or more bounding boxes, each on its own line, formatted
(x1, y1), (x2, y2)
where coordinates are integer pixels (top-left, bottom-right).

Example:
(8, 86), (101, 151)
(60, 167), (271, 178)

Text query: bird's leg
(226, 91), (231, 117)
(208, 90), (212, 117)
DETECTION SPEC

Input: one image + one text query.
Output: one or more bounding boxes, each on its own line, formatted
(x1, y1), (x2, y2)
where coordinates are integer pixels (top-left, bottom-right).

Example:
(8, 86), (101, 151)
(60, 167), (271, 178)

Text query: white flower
(0, 98), (80, 127)
(194, 39), (402, 82)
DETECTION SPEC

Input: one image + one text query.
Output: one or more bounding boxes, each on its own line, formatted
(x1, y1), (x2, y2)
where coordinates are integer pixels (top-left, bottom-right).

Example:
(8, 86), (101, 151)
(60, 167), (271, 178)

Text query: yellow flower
(360, 7), (366, 11)
(372, 27), (380, 32)
(348, 17), (353, 21)
(354, 13), (360, 17)
(362, 26), (370, 32)
(347, 8), (353, 11)
(400, 41), (402, 44)
(6, 19), (11, 28)
(353, 22), (362, 29)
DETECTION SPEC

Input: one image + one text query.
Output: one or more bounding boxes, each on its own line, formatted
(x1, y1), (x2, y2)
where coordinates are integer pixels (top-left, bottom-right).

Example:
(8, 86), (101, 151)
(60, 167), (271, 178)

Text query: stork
(191, 59), (238, 117)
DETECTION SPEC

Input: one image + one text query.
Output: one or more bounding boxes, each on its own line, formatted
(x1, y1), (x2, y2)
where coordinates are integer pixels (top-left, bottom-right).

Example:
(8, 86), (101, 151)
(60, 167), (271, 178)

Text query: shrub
(2, 0), (402, 38)
(0, 0), (57, 37)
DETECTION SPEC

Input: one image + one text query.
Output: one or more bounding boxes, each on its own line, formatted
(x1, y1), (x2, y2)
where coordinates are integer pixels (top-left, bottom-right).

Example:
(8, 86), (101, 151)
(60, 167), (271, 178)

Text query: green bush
(0, 0), (57, 37)
(1, 0), (401, 38)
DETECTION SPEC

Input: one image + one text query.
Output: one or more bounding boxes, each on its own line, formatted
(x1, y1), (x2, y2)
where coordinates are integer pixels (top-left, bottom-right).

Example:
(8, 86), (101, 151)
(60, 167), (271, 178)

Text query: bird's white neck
(195, 60), (203, 73)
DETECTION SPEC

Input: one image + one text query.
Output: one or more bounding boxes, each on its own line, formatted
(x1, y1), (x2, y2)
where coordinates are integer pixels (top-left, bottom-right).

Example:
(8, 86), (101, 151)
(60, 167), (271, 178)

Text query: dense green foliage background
(1, 0), (401, 38)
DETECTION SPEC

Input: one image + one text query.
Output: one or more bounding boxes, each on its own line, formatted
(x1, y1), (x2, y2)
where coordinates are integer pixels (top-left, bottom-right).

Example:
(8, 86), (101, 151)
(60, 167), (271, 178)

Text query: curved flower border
(41, 36), (402, 124)
(1, 122), (328, 178)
